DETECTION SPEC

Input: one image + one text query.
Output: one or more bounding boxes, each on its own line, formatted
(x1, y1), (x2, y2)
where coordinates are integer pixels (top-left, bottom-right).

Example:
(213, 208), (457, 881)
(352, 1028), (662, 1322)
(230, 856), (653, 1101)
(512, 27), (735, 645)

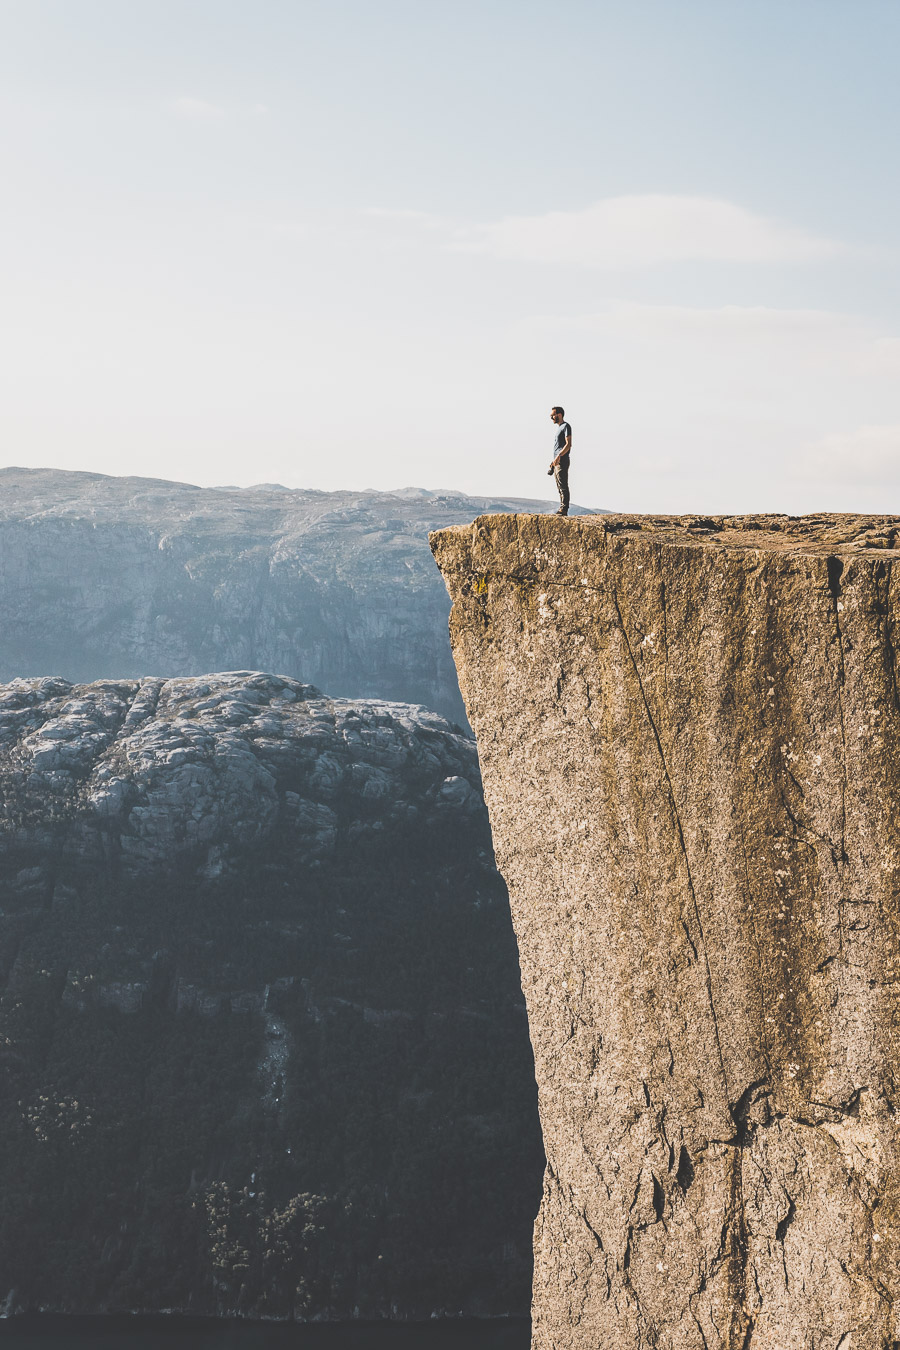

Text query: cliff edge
(431, 512), (900, 1350)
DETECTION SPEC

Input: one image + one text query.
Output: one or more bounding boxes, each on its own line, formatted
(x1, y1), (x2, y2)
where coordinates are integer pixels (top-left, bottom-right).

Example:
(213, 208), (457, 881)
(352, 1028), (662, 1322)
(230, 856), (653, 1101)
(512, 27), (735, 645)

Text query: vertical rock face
(432, 513), (900, 1350)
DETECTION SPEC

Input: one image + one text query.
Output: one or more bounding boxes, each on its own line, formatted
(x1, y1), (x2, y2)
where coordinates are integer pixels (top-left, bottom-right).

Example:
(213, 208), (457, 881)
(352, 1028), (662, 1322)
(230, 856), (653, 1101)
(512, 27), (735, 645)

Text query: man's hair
(552, 406), (565, 417)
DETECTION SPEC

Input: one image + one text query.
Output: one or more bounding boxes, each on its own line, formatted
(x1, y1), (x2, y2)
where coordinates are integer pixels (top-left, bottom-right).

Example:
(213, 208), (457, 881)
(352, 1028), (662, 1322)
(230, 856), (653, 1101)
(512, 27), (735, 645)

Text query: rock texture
(432, 512), (900, 1350)
(0, 468), (583, 725)
(0, 672), (542, 1318)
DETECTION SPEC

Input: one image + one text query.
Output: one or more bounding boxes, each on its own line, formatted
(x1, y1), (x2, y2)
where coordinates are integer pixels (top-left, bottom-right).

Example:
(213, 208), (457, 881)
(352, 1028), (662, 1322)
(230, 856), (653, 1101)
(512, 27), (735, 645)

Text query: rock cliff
(0, 468), (579, 725)
(432, 512), (900, 1350)
(0, 671), (542, 1318)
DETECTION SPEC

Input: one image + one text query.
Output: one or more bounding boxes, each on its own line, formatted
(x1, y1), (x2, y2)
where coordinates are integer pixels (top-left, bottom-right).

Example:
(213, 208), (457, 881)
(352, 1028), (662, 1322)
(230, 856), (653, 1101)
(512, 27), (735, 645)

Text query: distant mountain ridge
(0, 468), (594, 724)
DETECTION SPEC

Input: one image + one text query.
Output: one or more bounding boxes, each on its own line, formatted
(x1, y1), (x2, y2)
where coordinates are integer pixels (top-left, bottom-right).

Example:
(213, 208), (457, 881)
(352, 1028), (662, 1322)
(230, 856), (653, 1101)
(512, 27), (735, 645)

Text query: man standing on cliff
(548, 406), (572, 516)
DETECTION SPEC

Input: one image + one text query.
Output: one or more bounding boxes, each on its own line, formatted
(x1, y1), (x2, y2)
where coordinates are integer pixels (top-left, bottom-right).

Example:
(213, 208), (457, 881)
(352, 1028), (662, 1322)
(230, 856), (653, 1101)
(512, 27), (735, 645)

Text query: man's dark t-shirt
(553, 421), (572, 458)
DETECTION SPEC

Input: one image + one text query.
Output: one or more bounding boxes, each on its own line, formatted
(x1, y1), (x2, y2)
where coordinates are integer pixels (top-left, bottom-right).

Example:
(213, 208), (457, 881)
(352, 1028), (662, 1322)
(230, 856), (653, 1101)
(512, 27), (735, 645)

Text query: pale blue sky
(2, 0), (899, 511)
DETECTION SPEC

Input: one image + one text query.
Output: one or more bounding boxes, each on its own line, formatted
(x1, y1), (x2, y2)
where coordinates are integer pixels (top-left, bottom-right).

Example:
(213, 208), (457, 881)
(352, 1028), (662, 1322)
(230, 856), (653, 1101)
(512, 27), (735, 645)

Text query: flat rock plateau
(0, 671), (542, 1318)
(432, 512), (900, 1350)
(0, 467), (583, 725)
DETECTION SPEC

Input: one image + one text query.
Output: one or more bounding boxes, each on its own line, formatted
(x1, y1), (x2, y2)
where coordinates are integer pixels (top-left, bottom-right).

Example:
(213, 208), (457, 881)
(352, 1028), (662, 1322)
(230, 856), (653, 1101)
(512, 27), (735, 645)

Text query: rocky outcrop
(432, 513), (900, 1350)
(0, 468), (577, 725)
(0, 672), (542, 1318)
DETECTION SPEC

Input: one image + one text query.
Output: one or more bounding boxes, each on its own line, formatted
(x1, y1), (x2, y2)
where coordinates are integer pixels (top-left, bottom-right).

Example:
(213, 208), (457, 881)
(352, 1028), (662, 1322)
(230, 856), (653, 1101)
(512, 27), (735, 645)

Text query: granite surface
(432, 512), (900, 1350)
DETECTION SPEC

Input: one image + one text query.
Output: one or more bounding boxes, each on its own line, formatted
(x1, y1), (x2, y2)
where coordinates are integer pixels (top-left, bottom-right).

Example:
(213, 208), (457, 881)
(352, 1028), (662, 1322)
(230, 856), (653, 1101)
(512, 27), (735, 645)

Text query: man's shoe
(555, 508), (568, 516)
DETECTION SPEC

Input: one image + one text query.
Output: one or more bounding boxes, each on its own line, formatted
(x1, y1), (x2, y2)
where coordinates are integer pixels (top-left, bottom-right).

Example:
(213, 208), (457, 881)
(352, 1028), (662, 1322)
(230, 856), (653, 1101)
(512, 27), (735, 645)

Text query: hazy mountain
(0, 468), (590, 725)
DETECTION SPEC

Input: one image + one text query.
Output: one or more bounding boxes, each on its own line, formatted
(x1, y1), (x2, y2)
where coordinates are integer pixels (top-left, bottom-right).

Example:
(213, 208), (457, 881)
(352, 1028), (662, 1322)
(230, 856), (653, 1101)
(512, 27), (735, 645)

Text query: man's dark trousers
(554, 454), (570, 514)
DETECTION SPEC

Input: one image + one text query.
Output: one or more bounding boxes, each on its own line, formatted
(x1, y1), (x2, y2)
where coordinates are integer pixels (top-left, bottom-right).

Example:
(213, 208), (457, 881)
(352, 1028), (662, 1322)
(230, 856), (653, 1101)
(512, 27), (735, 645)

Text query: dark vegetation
(0, 1313), (531, 1349)
(0, 813), (542, 1318)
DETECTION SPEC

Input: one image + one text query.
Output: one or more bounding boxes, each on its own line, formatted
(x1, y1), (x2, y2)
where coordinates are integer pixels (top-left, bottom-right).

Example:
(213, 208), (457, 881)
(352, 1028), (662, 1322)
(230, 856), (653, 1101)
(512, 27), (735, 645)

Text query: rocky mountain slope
(0, 671), (543, 1318)
(0, 468), (583, 725)
(433, 512), (900, 1350)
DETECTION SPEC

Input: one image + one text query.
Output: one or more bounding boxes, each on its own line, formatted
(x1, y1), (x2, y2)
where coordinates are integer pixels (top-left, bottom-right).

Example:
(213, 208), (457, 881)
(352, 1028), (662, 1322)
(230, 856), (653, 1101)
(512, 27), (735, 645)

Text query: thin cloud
(795, 424), (900, 484)
(521, 303), (876, 365)
(532, 302), (852, 335)
(362, 208), (441, 225)
(454, 195), (842, 269)
(164, 96), (270, 125)
(859, 337), (900, 377)
(167, 96), (227, 123)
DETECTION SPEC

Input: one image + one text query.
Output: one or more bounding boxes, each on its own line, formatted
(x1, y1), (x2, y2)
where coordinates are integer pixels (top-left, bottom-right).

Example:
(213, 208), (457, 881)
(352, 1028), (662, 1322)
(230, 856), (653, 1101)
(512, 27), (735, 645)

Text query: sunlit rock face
(0, 467), (569, 725)
(0, 672), (542, 1318)
(432, 512), (900, 1350)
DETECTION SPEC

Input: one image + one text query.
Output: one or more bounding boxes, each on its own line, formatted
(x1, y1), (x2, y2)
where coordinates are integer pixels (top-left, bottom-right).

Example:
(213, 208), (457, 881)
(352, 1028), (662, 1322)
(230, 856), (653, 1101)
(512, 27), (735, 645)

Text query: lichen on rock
(432, 511), (900, 1350)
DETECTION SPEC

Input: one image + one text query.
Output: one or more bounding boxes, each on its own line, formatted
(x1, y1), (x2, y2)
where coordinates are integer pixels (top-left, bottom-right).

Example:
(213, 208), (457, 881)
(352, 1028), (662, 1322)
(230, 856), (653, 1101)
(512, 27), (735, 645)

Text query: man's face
(550, 410), (562, 424)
